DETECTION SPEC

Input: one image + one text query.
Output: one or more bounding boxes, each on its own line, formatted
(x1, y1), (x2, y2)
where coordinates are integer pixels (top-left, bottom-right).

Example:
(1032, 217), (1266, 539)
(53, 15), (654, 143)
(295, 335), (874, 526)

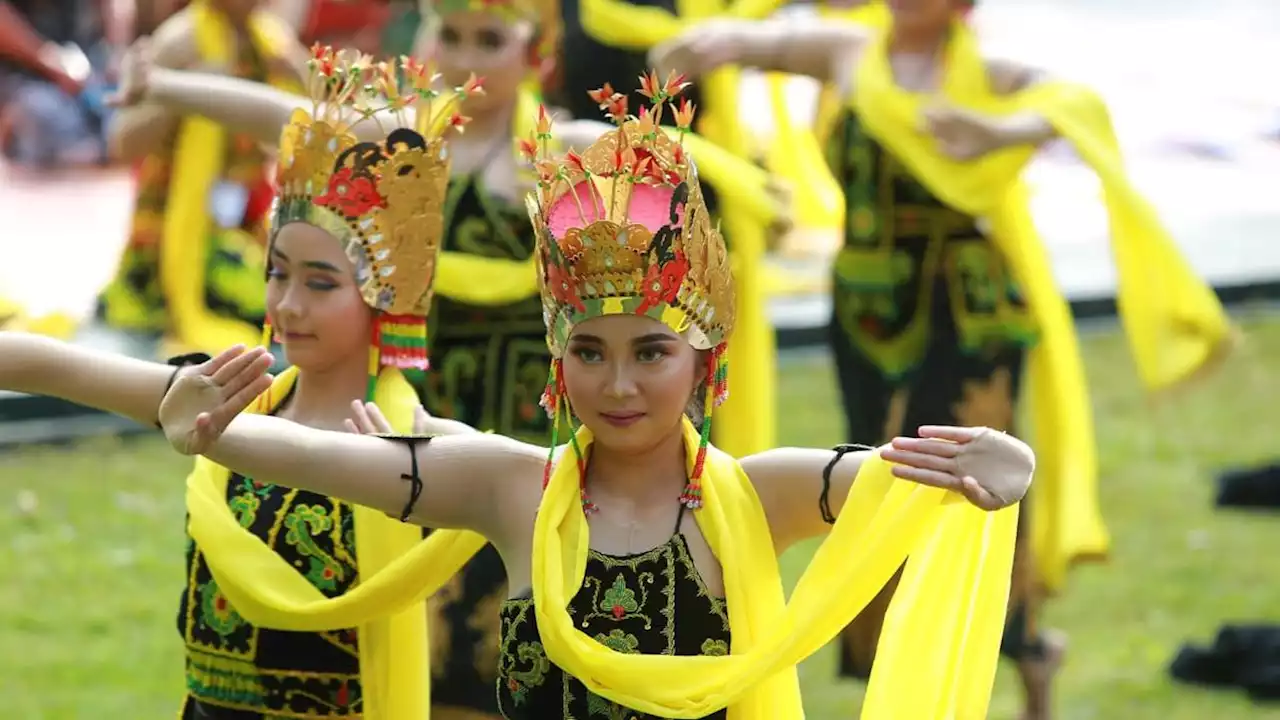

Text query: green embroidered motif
(283, 504), (347, 588)
(228, 477), (273, 528)
(505, 641), (550, 706)
(600, 576), (640, 620)
(594, 628), (640, 653)
(700, 638), (729, 656)
(199, 580), (243, 636)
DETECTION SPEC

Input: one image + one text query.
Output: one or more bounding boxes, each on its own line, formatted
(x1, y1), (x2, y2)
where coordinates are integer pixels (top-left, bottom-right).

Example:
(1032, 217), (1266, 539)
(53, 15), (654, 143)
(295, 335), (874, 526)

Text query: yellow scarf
(185, 367), (488, 718)
(852, 20), (1234, 591)
(167, 1), (295, 353)
(532, 418), (1019, 718)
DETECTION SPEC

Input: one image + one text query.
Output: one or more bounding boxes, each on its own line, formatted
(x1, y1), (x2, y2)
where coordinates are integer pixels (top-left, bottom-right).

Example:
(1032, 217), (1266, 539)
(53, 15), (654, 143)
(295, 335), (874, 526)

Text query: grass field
(3, 314), (1280, 719)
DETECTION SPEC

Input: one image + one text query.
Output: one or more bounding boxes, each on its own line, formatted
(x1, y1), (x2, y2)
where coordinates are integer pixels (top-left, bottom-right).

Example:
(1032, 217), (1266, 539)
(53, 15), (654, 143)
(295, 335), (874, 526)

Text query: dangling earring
(540, 358), (596, 513)
(681, 344), (728, 510)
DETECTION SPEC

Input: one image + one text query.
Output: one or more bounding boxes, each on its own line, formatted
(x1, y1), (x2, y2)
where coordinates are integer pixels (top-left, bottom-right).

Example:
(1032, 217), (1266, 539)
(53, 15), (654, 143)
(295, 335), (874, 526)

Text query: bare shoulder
(149, 9), (199, 69)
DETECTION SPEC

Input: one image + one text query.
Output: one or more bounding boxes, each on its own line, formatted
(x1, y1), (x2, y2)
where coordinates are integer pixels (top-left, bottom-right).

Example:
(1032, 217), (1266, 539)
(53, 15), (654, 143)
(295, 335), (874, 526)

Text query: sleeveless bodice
(497, 532), (731, 719)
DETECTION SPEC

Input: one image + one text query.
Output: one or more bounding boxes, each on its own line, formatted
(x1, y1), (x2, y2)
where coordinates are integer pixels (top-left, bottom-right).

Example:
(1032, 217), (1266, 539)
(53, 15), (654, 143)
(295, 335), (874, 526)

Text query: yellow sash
(532, 418), (1019, 718)
(852, 21), (1234, 590)
(185, 367), (488, 718)
(166, 1), (296, 353)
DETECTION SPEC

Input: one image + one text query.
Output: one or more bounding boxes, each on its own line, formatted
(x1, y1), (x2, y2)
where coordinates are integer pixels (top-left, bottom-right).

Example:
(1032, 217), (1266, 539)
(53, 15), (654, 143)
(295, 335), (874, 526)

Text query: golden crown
(272, 45), (483, 317)
(523, 72), (735, 358)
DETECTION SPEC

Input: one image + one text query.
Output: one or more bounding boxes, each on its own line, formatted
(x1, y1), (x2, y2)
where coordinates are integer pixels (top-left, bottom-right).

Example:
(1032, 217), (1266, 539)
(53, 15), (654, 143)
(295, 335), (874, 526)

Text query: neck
(284, 356), (374, 429)
(586, 423), (689, 507)
(465, 98), (517, 142)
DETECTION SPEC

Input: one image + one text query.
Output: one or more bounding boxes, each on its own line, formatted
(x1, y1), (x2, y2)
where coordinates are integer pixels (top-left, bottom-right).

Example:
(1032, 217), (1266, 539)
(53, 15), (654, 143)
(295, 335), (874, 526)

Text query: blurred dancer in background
(653, 0), (1234, 717)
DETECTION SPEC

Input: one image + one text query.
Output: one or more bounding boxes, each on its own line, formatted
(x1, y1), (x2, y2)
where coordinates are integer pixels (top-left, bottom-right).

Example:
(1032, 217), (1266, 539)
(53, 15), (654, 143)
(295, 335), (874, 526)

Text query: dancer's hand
(880, 426), (1034, 510)
(107, 37), (155, 107)
(159, 345), (275, 455)
(764, 176), (795, 248)
(344, 401), (479, 436)
(923, 104), (1047, 161)
(649, 20), (747, 81)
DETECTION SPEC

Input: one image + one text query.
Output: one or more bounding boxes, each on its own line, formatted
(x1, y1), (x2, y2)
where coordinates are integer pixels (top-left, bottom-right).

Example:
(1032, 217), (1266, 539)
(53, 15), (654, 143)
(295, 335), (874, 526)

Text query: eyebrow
(570, 333), (678, 346)
(270, 248), (343, 273)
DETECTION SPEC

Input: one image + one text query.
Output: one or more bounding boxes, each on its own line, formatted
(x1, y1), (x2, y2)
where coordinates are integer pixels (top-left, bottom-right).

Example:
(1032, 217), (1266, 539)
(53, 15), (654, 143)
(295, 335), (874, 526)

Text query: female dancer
(110, 11), (785, 712)
(98, 0), (303, 356)
(154, 80), (1037, 720)
(0, 48), (487, 718)
(650, 2), (1234, 718)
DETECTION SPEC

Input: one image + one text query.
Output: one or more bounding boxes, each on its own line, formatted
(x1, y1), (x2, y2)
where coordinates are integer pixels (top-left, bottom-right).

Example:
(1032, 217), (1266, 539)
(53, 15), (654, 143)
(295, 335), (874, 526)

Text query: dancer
(0, 48), (486, 719)
(98, 0), (304, 356)
(107, 18), (787, 712)
(153, 79), (1035, 720)
(650, 1), (1235, 718)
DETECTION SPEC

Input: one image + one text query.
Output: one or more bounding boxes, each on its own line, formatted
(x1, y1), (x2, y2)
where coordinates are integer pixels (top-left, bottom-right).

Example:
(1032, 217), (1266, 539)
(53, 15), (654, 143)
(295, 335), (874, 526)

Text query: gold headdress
(269, 44), (483, 397)
(523, 72), (733, 510)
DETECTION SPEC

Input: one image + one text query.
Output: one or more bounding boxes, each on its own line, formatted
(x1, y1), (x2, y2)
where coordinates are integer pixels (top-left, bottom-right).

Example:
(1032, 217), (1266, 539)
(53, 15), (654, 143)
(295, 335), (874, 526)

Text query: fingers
(918, 425), (985, 443)
(206, 373), (274, 433)
(890, 436), (961, 458)
(880, 446), (958, 474)
(201, 344), (248, 375)
(214, 350), (273, 403)
(209, 346), (270, 386)
(888, 464), (963, 492)
(347, 400), (393, 435)
(364, 402), (394, 434)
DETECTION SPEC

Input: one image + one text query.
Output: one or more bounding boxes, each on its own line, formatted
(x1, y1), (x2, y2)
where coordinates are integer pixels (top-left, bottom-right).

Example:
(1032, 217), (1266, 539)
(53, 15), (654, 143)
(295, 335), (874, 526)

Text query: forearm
(0, 333), (177, 427)
(204, 414), (445, 524)
(1001, 111), (1057, 148)
(721, 17), (863, 84)
(147, 67), (304, 145)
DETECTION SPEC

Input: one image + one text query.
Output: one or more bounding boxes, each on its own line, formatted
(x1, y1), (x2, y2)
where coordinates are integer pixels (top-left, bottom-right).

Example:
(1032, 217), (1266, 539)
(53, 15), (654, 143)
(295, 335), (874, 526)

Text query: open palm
(158, 345), (275, 455)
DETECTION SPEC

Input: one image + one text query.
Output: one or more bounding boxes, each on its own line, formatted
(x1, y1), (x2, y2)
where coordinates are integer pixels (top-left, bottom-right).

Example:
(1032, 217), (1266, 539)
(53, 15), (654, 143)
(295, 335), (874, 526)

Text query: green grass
(4, 313), (1280, 719)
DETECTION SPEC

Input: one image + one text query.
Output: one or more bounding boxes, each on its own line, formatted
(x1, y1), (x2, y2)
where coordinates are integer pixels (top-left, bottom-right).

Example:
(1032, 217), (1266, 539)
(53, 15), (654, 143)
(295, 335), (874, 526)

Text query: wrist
(1000, 112), (1055, 148)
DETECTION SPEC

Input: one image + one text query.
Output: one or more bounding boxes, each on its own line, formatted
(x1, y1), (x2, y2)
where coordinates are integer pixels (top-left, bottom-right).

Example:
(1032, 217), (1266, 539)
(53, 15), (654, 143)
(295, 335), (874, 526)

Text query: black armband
(155, 353), (212, 429)
(371, 433), (434, 522)
(820, 443), (872, 525)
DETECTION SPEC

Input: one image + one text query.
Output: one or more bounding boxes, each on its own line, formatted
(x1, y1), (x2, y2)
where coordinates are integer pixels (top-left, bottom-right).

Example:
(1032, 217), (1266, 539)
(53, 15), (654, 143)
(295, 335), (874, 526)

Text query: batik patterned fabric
(497, 518), (730, 719)
(179, 471), (364, 717)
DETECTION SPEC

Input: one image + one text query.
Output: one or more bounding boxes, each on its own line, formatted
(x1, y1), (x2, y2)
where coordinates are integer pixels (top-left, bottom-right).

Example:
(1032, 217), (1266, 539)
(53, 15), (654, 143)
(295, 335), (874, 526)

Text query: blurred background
(1, 0), (1278, 718)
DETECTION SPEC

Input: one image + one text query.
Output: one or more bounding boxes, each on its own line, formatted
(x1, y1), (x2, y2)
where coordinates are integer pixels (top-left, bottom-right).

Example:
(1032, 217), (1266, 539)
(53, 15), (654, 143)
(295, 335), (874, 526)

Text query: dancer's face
(887, 0), (960, 34)
(266, 224), (374, 372)
(419, 10), (534, 117)
(562, 314), (704, 456)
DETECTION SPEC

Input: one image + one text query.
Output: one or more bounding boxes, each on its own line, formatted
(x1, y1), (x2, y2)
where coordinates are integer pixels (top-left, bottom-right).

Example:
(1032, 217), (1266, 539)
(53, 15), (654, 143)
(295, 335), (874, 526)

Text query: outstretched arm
(0, 333), (239, 428)
(744, 426), (1034, 551)
(158, 353), (545, 536)
(140, 68), (412, 146)
(650, 16), (869, 89)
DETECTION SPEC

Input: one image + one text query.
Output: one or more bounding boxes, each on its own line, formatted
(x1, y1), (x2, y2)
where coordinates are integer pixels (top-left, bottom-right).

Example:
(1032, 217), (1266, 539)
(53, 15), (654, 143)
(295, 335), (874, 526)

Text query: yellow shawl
(852, 20), (1234, 590)
(166, 1), (296, 353)
(533, 418), (1019, 718)
(185, 367), (488, 718)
